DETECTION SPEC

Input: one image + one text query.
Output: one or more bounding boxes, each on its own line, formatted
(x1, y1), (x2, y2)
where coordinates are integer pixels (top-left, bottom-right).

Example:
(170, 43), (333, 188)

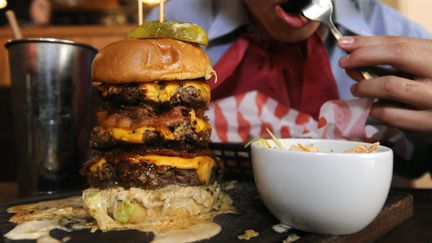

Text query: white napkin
(207, 91), (413, 159)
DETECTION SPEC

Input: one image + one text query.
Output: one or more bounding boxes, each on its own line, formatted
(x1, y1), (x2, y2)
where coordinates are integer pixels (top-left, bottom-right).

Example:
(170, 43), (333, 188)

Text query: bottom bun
(82, 183), (234, 231)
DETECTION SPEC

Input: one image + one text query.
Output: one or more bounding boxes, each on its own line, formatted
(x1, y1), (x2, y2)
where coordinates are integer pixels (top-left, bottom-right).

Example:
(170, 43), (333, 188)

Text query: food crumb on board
(283, 233), (301, 243)
(223, 181), (238, 190)
(272, 224), (292, 233)
(238, 229), (259, 240)
(62, 236), (72, 242)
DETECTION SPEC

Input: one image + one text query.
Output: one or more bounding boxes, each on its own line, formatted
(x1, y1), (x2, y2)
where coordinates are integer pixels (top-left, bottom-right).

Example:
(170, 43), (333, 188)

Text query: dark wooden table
(377, 189), (432, 242)
(0, 183), (431, 243)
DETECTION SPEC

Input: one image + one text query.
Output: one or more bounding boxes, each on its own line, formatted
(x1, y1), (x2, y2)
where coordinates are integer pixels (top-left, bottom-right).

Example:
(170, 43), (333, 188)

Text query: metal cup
(5, 38), (97, 197)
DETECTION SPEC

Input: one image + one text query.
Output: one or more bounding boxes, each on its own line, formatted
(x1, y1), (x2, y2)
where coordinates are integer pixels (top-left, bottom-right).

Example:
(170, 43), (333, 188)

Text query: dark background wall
(0, 88), (17, 181)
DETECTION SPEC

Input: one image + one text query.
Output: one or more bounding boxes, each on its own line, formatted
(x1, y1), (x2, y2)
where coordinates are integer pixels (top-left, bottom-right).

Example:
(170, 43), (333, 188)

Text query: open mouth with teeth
(275, 0), (312, 28)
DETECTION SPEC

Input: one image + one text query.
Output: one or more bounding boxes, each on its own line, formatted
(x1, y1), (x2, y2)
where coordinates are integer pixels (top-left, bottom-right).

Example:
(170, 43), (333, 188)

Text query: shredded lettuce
(113, 200), (134, 224)
(245, 129), (283, 149)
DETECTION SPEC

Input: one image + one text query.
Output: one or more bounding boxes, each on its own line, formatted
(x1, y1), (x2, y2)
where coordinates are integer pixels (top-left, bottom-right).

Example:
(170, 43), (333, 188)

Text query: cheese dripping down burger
(80, 21), (233, 231)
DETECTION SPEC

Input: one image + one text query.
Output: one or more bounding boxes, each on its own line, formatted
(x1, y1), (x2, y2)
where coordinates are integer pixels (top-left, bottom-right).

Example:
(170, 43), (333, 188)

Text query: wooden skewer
(138, 0), (143, 25)
(5, 10), (23, 39)
(159, 0), (164, 23)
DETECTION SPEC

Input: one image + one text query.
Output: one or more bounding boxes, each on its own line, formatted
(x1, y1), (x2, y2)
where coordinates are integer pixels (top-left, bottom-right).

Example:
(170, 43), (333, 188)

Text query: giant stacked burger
(80, 22), (233, 232)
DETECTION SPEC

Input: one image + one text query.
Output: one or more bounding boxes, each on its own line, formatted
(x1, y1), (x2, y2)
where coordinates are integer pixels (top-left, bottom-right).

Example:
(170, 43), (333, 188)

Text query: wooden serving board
(0, 182), (413, 243)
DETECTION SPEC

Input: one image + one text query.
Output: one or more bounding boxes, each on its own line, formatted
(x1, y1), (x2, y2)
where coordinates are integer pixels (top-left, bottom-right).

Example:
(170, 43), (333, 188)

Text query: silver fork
(302, 0), (376, 79)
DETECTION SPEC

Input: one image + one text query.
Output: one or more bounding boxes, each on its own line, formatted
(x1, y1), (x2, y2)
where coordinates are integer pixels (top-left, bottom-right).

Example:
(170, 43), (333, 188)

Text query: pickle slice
(128, 20), (208, 45)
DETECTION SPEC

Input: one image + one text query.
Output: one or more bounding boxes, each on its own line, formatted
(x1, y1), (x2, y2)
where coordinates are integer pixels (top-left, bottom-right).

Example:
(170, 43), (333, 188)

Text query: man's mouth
(275, 0), (311, 28)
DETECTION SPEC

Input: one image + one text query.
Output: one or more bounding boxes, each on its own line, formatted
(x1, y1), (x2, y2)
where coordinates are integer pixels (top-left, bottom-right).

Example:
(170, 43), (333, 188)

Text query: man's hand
(338, 36), (432, 143)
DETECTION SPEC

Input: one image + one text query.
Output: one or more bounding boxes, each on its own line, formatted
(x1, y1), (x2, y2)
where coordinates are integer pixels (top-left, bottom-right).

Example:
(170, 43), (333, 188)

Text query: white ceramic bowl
(251, 139), (393, 235)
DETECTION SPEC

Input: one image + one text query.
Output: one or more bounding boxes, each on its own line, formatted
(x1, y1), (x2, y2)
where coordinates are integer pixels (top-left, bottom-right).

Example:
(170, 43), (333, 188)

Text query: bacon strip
(97, 106), (199, 130)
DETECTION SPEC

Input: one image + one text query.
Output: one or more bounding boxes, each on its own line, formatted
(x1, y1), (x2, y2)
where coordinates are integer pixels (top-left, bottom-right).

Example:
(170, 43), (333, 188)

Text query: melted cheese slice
(90, 158), (107, 173)
(90, 156), (215, 183)
(107, 111), (209, 144)
(135, 155), (215, 183)
(108, 127), (175, 143)
(139, 81), (210, 103)
(189, 109), (208, 133)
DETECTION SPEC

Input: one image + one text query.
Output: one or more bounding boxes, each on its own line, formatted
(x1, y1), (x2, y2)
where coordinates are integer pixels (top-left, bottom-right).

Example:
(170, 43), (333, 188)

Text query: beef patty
(90, 106), (211, 149)
(97, 81), (210, 109)
(81, 149), (221, 189)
